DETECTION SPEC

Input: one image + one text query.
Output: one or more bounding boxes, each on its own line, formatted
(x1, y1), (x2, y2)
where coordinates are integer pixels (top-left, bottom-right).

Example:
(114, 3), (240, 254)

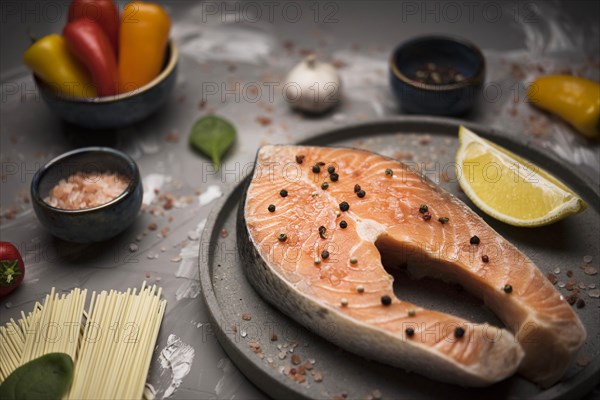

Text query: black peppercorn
(354, 184), (361, 193)
(318, 226), (327, 239)
(312, 165), (321, 173)
(405, 327), (415, 337)
(357, 190), (366, 198)
(381, 295), (392, 306)
(280, 189), (288, 197)
(268, 204), (276, 212)
(470, 235), (480, 245)
(340, 220), (348, 229)
(330, 173), (339, 182)
(321, 250), (329, 259)
(327, 166), (335, 174)
(454, 327), (465, 338)
(339, 201), (349, 211)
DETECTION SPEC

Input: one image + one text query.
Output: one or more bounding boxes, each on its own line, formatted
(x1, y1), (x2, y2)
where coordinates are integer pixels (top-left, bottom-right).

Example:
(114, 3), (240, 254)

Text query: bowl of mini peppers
(23, 0), (177, 129)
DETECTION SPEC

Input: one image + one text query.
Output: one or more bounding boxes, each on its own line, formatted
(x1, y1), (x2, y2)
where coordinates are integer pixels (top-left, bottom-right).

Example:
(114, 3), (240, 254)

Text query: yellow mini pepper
(118, 2), (171, 93)
(528, 75), (600, 139)
(23, 34), (96, 98)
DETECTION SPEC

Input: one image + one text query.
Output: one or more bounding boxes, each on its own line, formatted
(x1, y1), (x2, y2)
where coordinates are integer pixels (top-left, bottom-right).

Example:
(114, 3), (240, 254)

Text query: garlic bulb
(284, 54), (342, 113)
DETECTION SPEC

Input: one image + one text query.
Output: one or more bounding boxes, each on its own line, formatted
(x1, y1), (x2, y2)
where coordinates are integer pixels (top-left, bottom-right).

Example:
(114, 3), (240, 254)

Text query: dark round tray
(199, 116), (600, 400)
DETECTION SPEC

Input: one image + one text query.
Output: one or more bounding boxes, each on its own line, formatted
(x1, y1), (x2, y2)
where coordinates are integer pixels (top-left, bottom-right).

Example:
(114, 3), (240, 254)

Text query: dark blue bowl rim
(389, 34), (486, 91)
(31, 147), (141, 215)
(33, 40), (178, 104)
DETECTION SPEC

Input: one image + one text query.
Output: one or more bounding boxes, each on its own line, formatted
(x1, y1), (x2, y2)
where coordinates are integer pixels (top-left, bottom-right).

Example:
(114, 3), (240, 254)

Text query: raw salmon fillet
(238, 145), (586, 387)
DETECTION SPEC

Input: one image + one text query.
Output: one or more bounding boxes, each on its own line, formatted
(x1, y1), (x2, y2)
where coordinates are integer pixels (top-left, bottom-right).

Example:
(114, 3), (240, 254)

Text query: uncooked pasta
(0, 283), (166, 399)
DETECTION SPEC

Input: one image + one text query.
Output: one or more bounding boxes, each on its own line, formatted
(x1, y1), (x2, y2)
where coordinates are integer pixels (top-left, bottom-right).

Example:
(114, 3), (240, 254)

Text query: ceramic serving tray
(199, 116), (599, 400)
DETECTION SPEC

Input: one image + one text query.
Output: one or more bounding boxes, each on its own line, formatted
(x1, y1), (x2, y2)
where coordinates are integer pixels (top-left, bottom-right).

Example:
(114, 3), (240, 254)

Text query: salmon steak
(238, 145), (586, 387)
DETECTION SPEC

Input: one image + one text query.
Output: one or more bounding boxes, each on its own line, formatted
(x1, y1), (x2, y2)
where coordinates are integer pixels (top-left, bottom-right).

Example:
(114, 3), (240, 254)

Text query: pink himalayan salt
(44, 172), (129, 210)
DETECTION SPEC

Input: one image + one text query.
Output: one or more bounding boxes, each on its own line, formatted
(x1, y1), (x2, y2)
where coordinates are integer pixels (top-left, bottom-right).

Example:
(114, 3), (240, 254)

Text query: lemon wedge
(456, 126), (587, 227)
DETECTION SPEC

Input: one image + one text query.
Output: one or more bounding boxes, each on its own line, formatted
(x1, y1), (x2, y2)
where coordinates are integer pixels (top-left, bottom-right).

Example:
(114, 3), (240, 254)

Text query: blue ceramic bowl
(34, 41), (178, 129)
(31, 147), (143, 243)
(389, 35), (485, 116)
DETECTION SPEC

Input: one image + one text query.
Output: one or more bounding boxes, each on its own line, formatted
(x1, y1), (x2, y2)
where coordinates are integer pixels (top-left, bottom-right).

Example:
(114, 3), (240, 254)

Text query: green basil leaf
(188, 115), (236, 170)
(0, 353), (74, 400)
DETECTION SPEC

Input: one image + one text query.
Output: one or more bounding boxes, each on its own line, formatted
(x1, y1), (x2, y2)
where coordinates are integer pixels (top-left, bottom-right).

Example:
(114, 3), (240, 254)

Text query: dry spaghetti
(0, 283), (166, 399)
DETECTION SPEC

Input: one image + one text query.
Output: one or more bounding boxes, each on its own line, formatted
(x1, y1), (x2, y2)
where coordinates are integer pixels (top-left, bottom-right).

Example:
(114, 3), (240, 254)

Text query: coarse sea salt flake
(44, 171), (129, 210)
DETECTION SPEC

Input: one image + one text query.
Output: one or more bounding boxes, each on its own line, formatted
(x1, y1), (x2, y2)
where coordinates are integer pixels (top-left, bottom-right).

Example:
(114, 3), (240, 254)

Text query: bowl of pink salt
(31, 147), (142, 243)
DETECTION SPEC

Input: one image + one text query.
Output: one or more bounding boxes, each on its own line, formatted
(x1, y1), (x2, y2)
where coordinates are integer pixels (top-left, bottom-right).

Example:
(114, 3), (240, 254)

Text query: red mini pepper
(63, 19), (119, 96)
(68, 0), (120, 59)
(0, 242), (24, 297)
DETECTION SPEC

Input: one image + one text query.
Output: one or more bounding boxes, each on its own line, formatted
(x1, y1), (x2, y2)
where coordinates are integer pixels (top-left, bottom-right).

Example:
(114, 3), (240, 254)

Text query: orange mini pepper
(118, 2), (170, 93)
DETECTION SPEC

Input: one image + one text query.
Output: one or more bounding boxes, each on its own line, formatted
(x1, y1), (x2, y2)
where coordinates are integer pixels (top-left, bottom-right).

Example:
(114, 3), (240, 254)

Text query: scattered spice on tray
(164, 131), (180, 143)
(44, 172), (129, 210)
(331, 59), (347, 69)
(256, 116), (272, 126)
(148, 222), (158, 231)
(282, 39), (294, 52)
(584, 266), (597, 275)
(220, 228), (229, 238)
(577, 355), (590, 367)
(242, 313), (251, 321)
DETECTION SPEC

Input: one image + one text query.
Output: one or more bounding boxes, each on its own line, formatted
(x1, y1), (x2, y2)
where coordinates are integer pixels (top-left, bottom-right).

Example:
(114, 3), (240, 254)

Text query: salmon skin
(238, 145), (586, 387)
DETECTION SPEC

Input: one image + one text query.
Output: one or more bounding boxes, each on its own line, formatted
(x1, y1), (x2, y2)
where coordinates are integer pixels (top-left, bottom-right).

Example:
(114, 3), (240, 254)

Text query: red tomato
(0, 242), (25, 297)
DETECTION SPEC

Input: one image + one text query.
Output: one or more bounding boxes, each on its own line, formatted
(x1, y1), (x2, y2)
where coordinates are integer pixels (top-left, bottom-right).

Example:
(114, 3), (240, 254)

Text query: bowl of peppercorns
(389, 35), (485, 116)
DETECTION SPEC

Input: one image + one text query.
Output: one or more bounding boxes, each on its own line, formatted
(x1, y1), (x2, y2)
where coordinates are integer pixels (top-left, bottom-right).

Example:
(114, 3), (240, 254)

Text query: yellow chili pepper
(23, 34), (96, 98)
(118, 2), (171, 93)
(528, 75), (600, 139)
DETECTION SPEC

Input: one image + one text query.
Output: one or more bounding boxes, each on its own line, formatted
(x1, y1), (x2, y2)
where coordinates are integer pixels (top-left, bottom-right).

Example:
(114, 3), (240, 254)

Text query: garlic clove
(284, 54), (342, 113)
